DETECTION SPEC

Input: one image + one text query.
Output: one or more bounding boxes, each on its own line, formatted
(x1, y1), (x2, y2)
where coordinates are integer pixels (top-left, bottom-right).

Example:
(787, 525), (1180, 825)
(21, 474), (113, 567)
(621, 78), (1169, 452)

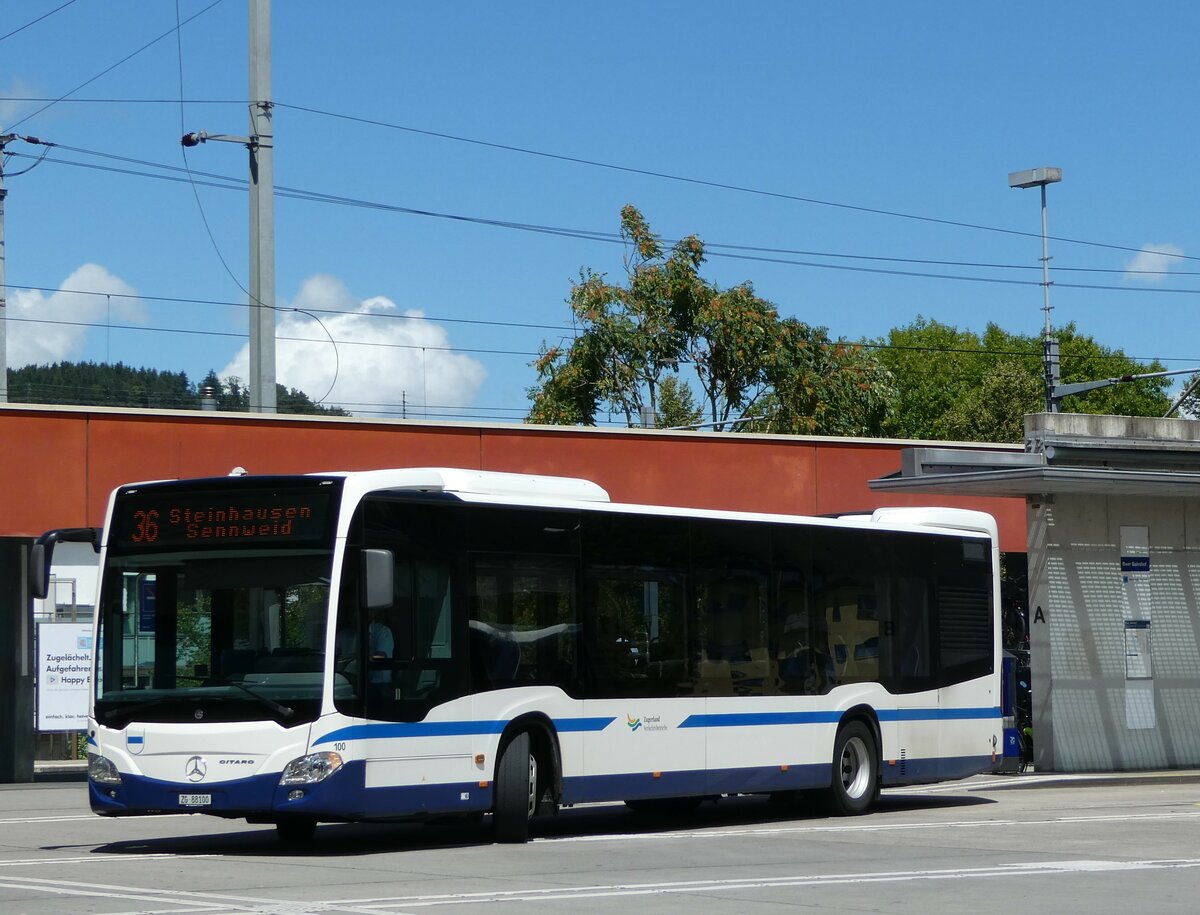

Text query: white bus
(31, 467), (1003, 843)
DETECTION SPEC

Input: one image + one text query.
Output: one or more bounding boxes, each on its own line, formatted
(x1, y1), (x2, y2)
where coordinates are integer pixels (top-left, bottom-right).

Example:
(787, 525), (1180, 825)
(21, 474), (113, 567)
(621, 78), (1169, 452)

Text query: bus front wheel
(825, 720), (878, 816)
(494, 731), (537, 843)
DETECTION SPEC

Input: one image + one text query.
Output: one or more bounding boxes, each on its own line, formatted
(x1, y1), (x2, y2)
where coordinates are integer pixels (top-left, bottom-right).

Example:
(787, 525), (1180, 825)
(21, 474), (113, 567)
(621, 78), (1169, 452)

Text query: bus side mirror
(29, 528), (100, 600)
(361, 548), (394, 610)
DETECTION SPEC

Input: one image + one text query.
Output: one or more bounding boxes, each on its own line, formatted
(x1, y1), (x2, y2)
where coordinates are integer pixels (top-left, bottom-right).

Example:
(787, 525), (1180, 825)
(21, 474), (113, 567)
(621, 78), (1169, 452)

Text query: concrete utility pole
(182, 0), (276, 413)
(247, 0), (276, 414)
(0, 133), (11, 404)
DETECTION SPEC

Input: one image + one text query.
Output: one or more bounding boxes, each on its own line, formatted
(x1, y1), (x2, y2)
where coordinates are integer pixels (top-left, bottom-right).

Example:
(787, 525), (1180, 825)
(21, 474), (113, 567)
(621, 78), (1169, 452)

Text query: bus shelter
(872, 412), (1200, 773)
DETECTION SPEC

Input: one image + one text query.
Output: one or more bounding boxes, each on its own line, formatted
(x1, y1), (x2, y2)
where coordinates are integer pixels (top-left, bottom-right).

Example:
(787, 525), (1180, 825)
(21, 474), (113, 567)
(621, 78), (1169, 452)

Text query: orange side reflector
(479, 781), (490, 789)
(652, 771), (662, 779)
(780, 764), (789, 772)
(888, 759), (897, 767)
(474, 754), (485, 765)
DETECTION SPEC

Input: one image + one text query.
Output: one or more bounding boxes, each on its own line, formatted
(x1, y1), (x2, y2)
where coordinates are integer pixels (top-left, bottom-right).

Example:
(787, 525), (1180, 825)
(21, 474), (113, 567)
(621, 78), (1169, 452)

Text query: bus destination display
(112, 487), (335, 549)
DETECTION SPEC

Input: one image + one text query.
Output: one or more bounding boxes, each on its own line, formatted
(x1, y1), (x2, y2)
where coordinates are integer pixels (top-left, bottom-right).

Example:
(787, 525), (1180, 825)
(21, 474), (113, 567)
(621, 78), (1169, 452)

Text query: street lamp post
(1009, 167), (1063, 412)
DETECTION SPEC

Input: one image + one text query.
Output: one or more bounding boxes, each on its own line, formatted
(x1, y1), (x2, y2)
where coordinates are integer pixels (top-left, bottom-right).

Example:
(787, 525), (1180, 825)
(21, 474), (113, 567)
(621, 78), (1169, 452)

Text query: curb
(33, 761), (88, 783)
(973, 770), (1200, 790)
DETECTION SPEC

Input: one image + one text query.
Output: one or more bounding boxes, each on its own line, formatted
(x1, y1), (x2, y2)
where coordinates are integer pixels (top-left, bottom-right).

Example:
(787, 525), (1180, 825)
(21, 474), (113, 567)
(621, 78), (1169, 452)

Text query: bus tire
(825, 720), (878, 816)
(275, 817), (317, 845)
(494, 731), (537, 843)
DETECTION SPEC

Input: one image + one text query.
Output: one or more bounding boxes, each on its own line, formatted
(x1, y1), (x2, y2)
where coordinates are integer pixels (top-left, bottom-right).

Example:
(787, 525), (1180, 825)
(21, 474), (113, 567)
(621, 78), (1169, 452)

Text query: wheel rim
(526, 754), (538, 819)
(839, 735), (871, 800)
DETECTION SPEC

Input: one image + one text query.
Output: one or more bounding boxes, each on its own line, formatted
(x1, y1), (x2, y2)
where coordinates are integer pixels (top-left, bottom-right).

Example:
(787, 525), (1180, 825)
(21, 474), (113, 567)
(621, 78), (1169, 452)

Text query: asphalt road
(2, 773), (1200, 913)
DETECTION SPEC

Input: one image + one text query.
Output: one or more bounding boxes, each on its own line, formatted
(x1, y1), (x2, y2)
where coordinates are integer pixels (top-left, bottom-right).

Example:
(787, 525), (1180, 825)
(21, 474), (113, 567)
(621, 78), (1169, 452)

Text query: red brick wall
(1, 407), (1027, 551)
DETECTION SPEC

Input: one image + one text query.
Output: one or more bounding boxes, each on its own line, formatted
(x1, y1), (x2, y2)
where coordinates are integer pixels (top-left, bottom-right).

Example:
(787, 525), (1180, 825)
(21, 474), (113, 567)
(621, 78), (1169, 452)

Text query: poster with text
(37, 623), (93, 731)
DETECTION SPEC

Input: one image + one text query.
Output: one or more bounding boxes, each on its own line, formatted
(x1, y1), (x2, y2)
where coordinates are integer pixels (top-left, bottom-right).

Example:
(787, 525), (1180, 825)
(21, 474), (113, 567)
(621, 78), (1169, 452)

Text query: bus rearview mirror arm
(28, 527), (101, 600)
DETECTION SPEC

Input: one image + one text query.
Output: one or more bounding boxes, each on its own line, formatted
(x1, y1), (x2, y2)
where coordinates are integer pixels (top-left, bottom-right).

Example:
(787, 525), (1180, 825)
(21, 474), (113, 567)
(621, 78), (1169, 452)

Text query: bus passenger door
(884, 574), (939, 784)
(580, 573), (706, 803)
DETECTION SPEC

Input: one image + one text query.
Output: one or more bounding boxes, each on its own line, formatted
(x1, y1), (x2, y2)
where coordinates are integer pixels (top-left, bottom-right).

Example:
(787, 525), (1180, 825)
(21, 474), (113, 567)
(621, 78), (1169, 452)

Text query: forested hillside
(7, 363), (348, 416)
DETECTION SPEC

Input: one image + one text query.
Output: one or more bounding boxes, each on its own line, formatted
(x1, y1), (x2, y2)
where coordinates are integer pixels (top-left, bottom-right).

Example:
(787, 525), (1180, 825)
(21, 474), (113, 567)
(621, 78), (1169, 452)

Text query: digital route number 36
(130, 509), (160, 542)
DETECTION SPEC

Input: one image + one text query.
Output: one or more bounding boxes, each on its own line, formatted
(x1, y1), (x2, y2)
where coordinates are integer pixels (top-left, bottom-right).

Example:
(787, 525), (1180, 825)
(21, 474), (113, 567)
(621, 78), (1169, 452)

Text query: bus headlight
(88, 753), (122, 785)
(280, 752), (343, 785)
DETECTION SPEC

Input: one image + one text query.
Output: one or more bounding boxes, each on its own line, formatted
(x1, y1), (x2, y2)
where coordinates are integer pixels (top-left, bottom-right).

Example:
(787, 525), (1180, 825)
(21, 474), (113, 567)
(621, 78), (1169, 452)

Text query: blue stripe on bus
(313, 716), (616, 746)
(556, 716), (618, 732)
(679, 711), (843, 728)
(877, 706), (1002, 722)
(680, 707), (1001, 729)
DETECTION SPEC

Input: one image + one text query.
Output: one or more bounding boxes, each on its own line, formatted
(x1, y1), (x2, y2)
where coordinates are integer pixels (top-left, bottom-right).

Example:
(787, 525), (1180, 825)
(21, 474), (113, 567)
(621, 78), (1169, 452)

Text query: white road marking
(0, 853), (212, 868)
(334, 858), (1200, 908)
(0, 874), (384, 914)
(897, 774), (1085, 792)
(0, 813), (191, 825)
(536, 807), (1200, 843)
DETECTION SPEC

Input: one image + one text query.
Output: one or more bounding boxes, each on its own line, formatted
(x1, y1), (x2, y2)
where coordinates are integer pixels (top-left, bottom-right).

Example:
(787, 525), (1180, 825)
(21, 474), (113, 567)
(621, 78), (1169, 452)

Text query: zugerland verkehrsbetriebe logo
(627, 713), (667, 732)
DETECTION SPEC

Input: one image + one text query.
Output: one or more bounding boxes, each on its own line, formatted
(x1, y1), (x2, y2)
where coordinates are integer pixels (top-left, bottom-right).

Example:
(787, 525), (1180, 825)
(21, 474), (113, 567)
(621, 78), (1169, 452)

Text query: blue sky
(3, 1), (1197, 422)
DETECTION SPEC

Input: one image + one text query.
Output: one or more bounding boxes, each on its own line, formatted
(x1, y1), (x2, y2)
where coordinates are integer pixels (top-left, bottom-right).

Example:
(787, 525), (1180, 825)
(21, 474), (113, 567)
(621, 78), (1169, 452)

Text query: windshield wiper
(99, 696), (178, 724)
(101, 677), (294, 723)
(208, 676), (295, 720)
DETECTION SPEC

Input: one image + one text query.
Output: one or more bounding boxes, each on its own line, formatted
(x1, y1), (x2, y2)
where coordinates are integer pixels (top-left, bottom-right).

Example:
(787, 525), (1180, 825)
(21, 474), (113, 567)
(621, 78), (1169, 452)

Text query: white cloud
(1124, 243), (1185, 283)
(7, 264), (145, 366)
(220, 274), (487, 416)
(0, 78), (36, 128)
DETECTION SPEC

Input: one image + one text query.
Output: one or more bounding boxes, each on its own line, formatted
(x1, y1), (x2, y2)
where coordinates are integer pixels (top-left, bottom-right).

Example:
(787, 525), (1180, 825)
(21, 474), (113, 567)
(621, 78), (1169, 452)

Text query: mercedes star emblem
(185, 756), (207, 782)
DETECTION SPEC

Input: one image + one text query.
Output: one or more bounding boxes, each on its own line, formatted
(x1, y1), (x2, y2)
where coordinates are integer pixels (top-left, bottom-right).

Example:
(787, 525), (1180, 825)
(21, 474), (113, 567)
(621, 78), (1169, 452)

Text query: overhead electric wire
(2, 313), (543, 358)
(274, 101), (1200, 265)
(0, 0), (82, 44)
(6, 305), (1194, 370)
(3, 85), (1192, 266)
(10, 138), (1199, 279)
(12, 147), (1200, 296)
(8, 122), (1198, 277)
(5, 282), (578, 332)
(0, 96), (246, 104)
(5, 0), (227, 131)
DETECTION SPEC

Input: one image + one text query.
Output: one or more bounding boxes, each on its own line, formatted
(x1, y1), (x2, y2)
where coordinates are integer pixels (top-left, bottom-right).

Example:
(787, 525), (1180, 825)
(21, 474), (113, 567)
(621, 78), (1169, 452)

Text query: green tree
(943, 360), (1042, 442)
(877, 318), (1171, 442)
(749, 320), (896, 436)
(1173, 373), (1200, 419)
(530, 205), (697, 426)
(654, 375), (703, 429)
(528, 206), (894, 435)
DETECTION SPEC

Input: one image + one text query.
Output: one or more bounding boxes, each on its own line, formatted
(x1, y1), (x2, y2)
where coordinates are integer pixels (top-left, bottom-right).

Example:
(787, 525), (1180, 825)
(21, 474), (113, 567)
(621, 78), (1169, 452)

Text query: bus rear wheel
(825, 720), (878, 816)
(494, 732), (537, 843)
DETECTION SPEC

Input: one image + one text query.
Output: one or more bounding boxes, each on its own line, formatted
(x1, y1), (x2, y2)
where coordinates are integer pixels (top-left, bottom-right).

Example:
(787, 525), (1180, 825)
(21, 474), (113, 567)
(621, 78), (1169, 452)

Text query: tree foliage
(528, 206), (893, 434)
(876, 318), (1171, 442)
(1173, 374), (1200, 420)
(8, 362), (347, 416)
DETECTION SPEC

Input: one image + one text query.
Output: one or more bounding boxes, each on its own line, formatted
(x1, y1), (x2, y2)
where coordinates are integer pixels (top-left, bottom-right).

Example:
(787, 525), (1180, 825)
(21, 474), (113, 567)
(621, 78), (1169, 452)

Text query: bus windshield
(95, 478), (342, 729)
(96, 548), (335, 728)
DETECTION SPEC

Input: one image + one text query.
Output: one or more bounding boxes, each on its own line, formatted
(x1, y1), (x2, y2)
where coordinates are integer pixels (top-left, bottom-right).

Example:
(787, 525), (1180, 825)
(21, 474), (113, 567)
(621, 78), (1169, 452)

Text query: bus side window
(690, 518), (769, 698)
(586, 572), (687, 698)
(468, 558), (578, 693)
